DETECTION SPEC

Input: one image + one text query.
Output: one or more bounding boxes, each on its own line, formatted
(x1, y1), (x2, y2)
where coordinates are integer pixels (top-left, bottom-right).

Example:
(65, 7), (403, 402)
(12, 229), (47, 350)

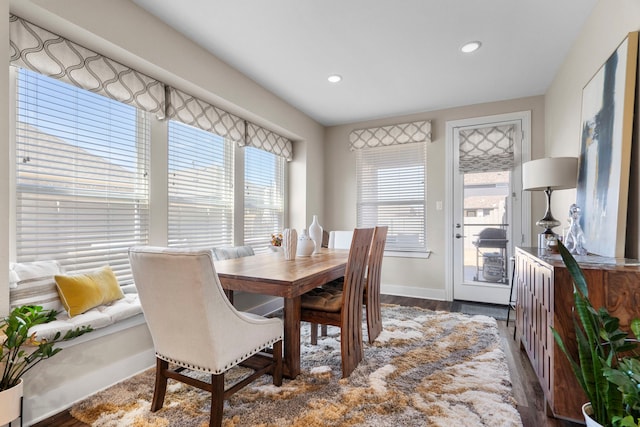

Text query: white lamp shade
(522, 157), (578, 191)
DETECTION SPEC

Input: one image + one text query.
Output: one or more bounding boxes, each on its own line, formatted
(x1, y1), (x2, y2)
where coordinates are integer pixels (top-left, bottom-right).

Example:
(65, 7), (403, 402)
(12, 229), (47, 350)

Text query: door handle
(455, 233), (465, 239)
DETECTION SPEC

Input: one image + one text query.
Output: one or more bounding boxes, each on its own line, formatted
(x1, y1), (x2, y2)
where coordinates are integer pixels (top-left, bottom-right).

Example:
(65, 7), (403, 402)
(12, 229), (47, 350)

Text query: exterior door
(447, 112), (530, 304)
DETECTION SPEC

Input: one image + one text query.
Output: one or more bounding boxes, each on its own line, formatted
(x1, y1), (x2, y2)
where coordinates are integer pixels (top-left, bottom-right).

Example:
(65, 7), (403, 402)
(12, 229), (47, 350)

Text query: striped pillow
(9, 260), (65, 313)
(212, 246), (255, 260)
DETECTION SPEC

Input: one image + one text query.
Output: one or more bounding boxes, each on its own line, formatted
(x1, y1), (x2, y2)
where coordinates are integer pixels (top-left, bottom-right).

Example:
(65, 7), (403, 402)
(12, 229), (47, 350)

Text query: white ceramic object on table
(308, 215), (323, 254)
(283, 228), (297, 260)
(296, 229), (315, 257)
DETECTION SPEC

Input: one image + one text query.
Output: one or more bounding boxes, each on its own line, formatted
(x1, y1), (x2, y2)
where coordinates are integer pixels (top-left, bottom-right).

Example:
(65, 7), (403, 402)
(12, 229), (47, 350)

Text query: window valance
(9, 15), (165, 118)
(244, 123), (293, 161)
(458, 124), (515, 173)
(166, 87), (245, 144)
(10, 15), (293, 161)
(349, 120), (432, 151)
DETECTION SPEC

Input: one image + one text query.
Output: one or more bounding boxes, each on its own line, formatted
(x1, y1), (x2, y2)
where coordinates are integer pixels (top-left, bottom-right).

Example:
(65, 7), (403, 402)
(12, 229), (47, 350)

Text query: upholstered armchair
(129, 246), (283, 427)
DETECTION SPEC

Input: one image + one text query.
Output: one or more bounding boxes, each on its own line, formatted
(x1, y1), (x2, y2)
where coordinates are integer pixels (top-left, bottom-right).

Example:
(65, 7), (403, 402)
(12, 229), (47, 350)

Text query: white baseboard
(381, 284), (448, 301)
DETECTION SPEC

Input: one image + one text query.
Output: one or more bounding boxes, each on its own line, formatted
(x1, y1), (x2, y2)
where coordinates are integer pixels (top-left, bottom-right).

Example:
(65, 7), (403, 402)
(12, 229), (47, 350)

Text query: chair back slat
(365, 226), (388, 343)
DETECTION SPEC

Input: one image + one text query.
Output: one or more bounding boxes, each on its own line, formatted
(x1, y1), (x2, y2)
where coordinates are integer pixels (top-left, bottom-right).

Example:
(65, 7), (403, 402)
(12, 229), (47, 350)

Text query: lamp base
(537, 233), (549, 250)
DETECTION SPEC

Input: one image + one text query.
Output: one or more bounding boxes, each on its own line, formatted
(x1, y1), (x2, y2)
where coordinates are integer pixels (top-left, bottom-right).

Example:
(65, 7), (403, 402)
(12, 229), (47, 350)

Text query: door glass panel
(462, 171), (510, 286)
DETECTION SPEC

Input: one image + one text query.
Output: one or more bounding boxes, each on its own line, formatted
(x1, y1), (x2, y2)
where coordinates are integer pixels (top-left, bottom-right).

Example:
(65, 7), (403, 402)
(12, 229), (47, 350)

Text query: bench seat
(9, 260), (143, 342)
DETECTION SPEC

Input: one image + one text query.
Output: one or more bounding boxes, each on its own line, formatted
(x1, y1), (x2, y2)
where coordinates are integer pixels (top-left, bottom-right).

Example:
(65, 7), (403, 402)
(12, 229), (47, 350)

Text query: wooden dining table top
(214, 248), (349, 298)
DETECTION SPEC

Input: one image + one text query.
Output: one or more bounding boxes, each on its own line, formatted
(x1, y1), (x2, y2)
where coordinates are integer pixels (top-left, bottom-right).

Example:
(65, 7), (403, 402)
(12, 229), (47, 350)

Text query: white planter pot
(582, 402), (604, 427)
(0, 378), (23, 425)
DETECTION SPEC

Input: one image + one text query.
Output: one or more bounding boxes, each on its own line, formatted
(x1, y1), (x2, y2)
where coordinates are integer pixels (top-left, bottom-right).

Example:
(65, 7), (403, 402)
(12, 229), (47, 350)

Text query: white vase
(308, 215), (323, 254)
(582, 402), (603, 427)
(0, 378), (23, 425)
(283, 228), (297, 260)
(296, 229), (315, 257)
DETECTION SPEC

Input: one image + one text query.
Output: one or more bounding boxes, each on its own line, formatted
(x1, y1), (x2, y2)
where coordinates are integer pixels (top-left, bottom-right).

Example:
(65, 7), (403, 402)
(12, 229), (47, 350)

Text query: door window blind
(458, 124), (515, 173)
(356, 143), (427, 252)
(15, 68), (150, 284)
(243, 146), (286, 248)
(167, 120), (235, 249)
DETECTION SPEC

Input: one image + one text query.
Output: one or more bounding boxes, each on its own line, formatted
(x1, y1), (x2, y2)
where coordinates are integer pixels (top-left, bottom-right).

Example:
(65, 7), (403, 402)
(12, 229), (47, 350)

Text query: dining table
(214, 248), (349, 379)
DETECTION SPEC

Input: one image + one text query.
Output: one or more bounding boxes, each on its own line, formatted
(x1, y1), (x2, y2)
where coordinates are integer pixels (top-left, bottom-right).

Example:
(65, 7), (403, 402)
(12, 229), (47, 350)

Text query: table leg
(283, 296), (301, 378)
(224, 289), (234, 305)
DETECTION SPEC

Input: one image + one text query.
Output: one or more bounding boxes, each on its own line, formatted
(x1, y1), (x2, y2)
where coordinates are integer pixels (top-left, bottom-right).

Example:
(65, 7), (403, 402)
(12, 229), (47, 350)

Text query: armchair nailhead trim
(156, 336), (282, 375)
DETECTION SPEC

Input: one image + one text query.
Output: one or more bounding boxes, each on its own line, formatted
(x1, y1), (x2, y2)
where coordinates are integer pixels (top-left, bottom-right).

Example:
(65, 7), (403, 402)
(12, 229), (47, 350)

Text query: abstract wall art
(576, 32), (638, 258)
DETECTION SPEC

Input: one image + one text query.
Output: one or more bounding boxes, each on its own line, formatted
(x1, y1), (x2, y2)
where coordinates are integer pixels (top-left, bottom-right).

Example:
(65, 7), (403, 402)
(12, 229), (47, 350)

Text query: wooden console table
(514, 247), (640, 422)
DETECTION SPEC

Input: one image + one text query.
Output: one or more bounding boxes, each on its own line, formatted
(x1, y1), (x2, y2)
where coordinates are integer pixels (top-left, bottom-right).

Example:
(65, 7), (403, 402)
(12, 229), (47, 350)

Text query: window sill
(385, 250), (432, 259)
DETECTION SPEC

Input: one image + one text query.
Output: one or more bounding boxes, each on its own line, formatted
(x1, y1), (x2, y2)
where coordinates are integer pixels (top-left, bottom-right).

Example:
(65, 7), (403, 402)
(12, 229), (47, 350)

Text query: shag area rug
(71, 305), (522, 427)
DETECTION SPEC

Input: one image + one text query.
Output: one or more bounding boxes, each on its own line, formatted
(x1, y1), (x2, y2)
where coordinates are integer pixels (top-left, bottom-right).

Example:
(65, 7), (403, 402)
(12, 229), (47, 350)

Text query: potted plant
(552, 241), (640, 426)
(602, 352), (640, 426)
(0, 305), (92, 424)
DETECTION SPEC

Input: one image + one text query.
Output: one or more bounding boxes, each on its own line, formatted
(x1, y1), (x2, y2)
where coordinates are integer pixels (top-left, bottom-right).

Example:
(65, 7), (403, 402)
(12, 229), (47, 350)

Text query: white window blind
(15, 68), (150, 284)
(356, 143), (427, 252)
(243, 146), (286, 248)
(167, 120), (234, 249)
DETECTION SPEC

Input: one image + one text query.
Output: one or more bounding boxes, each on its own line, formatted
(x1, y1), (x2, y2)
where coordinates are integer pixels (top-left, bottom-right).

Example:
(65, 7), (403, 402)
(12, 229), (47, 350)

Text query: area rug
(70, 305), (522, 426)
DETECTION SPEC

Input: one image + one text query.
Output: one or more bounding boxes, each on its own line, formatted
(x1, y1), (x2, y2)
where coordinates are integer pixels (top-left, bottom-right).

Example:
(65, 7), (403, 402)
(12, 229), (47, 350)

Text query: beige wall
(324, 96), (545, 299)
(545, 0), (640, 256)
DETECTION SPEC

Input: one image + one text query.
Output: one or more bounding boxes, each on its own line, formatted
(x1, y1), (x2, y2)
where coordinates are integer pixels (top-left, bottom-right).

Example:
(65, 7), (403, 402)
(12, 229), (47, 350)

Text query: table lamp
(522, 157), (578, 246)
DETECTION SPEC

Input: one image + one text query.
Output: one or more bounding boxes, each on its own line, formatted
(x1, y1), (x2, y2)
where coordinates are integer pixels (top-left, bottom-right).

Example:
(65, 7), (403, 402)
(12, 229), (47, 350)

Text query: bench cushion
(9, 261), (142, 341)
(212, 246), (255, 260)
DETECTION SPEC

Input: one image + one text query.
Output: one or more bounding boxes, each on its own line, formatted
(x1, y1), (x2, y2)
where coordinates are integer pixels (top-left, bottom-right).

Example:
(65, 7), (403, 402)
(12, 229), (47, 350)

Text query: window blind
(458, 124), (515, 173)
(167, 120), (235, 249)
(243, 146), (286, 248)
(356, 143), (427, 252)
(15, 68), (150, 284)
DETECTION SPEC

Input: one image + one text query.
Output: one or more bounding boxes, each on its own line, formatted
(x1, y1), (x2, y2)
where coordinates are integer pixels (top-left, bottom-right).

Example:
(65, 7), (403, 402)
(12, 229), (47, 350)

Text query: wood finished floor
(32, 295), (582, 427)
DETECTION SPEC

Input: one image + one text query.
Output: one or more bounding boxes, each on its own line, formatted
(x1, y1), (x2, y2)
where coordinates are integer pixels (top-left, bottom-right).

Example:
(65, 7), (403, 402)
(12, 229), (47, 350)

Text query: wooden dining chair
(319, 226), (388, 343)
(363, 225), (388, 343)
(129, 246), (283, 427)
(300, 227), (374, 378)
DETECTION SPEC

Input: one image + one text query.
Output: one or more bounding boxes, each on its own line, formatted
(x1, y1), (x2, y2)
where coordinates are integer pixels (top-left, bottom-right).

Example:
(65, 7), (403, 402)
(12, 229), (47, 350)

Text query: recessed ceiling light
(461, 41), (482, 53)
(328, 74), (342, 83)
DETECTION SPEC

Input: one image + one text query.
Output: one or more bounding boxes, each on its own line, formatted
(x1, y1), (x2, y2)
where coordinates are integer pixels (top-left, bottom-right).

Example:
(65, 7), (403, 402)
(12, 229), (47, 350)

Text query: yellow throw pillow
(55, 266), (124, 317)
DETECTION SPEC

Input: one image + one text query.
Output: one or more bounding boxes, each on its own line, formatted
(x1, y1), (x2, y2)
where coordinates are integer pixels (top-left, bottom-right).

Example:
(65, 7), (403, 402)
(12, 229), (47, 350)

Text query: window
(243, 146), (286, 248)
(15, 68), (150, 284)
(356, 143), (427, 252)
(167, 121), (234, 249)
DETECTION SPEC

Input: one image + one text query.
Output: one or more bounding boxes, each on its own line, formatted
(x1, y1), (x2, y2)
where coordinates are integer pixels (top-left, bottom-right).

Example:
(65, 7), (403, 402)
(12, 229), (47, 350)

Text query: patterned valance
(349, 120), (432, 151)
(244, 123), (293, 161)
(9, 15), (165, 118)
(166, 87), (245, 143)
(459, 125), (515, 173)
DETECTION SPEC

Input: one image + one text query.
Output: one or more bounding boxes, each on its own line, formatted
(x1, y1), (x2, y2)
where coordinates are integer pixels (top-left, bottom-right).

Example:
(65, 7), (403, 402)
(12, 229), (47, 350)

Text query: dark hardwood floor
(32, 295), (582, 427)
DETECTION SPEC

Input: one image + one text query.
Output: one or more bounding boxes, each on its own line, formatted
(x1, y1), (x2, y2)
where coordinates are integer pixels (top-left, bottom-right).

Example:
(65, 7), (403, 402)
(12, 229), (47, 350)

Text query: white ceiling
(132, 0), (597, 126)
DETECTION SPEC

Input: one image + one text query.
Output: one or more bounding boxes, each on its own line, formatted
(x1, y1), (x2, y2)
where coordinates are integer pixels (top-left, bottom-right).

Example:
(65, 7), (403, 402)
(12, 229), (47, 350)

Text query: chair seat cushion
(301, 287), (343, 312)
